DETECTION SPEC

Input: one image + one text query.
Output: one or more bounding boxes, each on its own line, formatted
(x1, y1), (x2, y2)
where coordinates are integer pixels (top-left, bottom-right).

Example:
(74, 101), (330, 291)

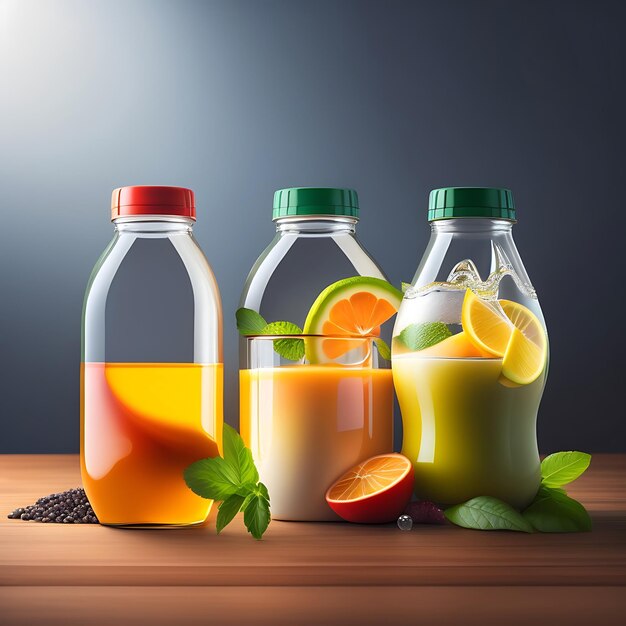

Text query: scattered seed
(7, 488), (99, 524)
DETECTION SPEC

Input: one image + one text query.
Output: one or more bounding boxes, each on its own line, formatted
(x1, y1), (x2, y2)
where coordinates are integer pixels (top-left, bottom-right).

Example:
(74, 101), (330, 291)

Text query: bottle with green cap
(238, 187), (386, 358)
(392, 187), (549, 510)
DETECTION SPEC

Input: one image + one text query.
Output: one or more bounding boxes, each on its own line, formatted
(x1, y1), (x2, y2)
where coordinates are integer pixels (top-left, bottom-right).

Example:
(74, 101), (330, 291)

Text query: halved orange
(325, 453), (414, 523)
(303, 276), (402, 361)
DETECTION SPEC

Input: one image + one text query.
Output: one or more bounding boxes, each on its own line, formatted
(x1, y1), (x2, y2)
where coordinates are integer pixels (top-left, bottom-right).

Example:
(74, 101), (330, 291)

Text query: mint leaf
(184, 457), (240, 501)
(236, 308), (267, 336)
(397, 322), (452, 351)
(262, 321), (303, 335)
(523, 486), (591, 532)
(256, 482), (270, 502)
(374, 338), (391, 360)
(184, 427), (271, 540)
(242, 485), (271, 540)
(216, 494), (246, 534)
(262, 321), (305, 361)
(540, 451), (591, 488)
(223, 424), (259, 486)
(445, 496), (533, 533)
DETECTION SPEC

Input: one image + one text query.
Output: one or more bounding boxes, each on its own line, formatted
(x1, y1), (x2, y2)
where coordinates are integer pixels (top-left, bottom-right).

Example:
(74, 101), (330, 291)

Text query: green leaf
(222, 424), (259, 486)
(523, 486), (591, 532)
(216, 493), (246, 534)
(262, 321), (305, 361)
(183, 457), (240, 501)
(236, 308), (268, 336)
(374, 338), (391, 360)
(397, 322), (452, 351)
(242, 488), (271, 540)
(256, 481), (270, 502)
(401, 282), (411, 293)
(262, 321), (303, 335)
(445, 496), (533, 533)
(540, 451), (591, 488)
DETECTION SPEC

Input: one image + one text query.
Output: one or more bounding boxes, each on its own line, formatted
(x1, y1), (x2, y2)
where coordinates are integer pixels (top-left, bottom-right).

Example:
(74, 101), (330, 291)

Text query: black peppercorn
(7, 488), (99, 524)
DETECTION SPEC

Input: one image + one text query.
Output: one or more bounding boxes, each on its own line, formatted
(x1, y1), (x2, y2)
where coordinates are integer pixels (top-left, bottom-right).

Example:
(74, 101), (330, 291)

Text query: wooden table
(1, 455), (625, 625)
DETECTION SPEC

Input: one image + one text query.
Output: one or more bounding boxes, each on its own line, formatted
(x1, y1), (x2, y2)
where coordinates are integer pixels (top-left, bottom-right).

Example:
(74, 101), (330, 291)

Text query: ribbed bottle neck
(275, 216), (357, 235)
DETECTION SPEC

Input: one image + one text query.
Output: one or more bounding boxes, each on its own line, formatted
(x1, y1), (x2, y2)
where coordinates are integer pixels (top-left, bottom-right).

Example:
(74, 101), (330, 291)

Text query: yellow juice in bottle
(240, 365), (393, 521)
(393, 354), (544, 509)
(81, 362), (222, 526)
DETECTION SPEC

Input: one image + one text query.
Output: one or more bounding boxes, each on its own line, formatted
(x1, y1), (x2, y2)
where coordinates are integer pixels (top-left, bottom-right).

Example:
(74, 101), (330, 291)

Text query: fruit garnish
(303, 276), (402, 360)
(325, 453), (414, 523)
(461, 290), (512, 356)
(461, 290), (547, 384)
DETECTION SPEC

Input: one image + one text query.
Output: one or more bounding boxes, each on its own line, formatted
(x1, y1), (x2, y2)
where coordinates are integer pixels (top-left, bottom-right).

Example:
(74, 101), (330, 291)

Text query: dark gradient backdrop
(0, 0), (624, 453)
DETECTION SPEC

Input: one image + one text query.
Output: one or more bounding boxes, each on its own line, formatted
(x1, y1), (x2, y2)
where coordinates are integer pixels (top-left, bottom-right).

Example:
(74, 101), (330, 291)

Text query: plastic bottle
(239, 187), (386, 344)
(392, 187), (548, 509)
(81, 185), (223, 526)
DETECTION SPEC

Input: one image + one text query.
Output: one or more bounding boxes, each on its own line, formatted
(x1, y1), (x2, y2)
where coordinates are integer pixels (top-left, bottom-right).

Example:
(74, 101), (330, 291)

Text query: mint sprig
(236, 308), (305, 361)
(184, 425), (270, 540)
(444, 451), (592, 533)
(262, 321), (305, 361)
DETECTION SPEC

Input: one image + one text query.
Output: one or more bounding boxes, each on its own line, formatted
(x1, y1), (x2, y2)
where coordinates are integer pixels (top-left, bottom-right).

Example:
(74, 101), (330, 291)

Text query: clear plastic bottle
(81, 186), (223, 527)
(392, 188), (548, 509)
(239, 187), (386, 348)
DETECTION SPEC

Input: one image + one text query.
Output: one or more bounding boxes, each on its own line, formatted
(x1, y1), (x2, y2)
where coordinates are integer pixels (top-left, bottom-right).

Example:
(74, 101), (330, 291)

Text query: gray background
(1, 0), (623, 453)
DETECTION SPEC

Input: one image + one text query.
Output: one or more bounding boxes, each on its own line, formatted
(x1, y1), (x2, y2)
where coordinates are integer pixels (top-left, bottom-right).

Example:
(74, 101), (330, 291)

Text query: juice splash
(81, 363), (222, 526)
(240, 365), (393, 521)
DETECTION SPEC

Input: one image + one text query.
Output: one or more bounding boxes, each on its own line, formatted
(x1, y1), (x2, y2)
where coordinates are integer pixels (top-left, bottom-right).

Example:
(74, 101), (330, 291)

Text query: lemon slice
(500, 300), (547, 385)
(461, 290), (547, 384)
(461, 290), (512, 356)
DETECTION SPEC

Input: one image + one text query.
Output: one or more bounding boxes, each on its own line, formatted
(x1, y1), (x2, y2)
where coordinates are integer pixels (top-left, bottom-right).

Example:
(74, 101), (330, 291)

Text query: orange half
(326, 453), (412, 502)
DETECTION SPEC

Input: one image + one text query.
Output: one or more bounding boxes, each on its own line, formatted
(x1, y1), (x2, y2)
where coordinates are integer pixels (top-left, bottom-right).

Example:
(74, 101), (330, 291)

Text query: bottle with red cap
(81, 186), (223, 527)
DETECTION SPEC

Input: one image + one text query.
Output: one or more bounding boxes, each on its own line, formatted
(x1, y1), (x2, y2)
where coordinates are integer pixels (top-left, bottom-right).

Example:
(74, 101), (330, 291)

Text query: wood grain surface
(1, 454), (625, 625)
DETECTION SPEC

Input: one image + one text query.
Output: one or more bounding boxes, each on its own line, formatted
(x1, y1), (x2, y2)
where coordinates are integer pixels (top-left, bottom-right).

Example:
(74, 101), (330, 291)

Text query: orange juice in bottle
(81, 186), (223, 526)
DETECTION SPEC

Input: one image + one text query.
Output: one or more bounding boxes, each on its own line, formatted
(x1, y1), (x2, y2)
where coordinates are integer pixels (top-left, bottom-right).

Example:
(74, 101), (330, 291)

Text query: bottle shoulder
(239, 232), (386, 322)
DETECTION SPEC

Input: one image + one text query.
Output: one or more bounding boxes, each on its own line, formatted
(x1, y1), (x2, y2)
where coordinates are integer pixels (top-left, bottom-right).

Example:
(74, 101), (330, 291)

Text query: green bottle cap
(272, 187), (359, 220)
(428, 187), (516, 221)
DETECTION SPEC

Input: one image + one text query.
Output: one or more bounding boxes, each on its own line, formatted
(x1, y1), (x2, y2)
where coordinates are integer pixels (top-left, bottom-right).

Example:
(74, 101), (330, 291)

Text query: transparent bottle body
(239, 216), (387, 364)
(392, 219), (548, 509)
(81, 216), (223, 526)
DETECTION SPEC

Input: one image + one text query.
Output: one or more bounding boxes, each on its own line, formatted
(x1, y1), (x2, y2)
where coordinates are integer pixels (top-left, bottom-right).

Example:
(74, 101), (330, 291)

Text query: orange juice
(81, 363), (222, 526)
(240, 365), (393, 521)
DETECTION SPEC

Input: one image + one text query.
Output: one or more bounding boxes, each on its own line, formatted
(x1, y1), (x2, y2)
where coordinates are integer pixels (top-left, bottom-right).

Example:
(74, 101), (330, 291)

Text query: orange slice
(303, 277), (402, 361)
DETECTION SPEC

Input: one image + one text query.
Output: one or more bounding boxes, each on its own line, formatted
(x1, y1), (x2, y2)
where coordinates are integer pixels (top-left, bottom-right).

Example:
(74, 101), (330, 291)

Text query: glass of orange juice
(240, 335), (393, 521)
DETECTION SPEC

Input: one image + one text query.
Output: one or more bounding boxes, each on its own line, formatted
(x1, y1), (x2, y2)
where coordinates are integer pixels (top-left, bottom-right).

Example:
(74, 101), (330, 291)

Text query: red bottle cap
(111, 186), (196, 221)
